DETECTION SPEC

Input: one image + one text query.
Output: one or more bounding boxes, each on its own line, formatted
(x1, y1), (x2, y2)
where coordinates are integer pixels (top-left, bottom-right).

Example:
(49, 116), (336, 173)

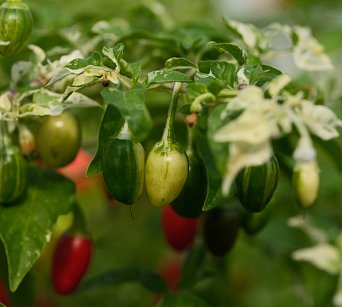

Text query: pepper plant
(0, 0), (341, 306)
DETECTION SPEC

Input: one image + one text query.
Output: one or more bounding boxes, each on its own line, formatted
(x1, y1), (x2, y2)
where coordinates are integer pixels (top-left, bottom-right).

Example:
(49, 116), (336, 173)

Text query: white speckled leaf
(0, 167), (75, 292)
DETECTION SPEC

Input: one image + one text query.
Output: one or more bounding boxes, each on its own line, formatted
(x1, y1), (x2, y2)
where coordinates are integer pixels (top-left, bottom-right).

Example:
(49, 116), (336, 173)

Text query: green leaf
(80, 267), (168, 294)
(244, 65), (282, 85)
(180, 243), (207, 288)
(0, 167), (75, 292)
(137, 269), (169, 293)
(102, 44), (124, 65)
(157, 292), (210, 307)
(66, 51), (102, 70)
(119, 59), (142, 81)
(101, 87), (152, 141)
(165, 57), (196, 69)
(102, 44), (128, 74)
(147, 70), (192, 85)
(80, 267), (137, 289)
(86, 105), (125, 176)
(118, 31), (180, 54)
(198, 60), (237, 85)
(208, 42), (247, 66)
(195, 107), (230, 211)
(207, 105), (232, 176)
(193, 72), (225, 95)
(185, 83), (208, 98)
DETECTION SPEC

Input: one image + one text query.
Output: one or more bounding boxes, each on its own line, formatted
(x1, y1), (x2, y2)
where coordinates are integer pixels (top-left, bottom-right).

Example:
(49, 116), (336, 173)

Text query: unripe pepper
(102, 122), (145, 205)
(0, 0), (33, 57)
(0, 122), (27, 204)
(236, 155), (279, 213)
(36, 112), (81, 168)
(171, 131), (207, 218)
(203, 206), (241, 257)
(145, 83), (188, 207)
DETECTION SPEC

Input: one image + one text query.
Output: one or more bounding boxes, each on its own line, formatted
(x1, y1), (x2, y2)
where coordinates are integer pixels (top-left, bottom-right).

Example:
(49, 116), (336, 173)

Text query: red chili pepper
(0, 279), (10, 307)
(161, 205), (198, 252)
(51, 233), (92, 295)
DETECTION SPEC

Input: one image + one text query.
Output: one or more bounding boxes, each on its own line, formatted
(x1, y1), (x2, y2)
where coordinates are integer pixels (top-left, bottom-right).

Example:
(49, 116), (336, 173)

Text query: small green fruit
(0, 0), (33, 57)
(145, 142), (188, 207)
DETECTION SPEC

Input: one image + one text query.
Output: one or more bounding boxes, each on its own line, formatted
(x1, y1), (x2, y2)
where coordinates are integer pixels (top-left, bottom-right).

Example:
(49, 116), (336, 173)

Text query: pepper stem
(161, 82), (182, 143)
(69, 202), (89, 236)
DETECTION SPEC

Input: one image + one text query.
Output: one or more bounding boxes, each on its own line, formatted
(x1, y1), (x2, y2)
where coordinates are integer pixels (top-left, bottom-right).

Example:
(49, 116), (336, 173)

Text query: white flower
(300, 101), (342, 140)
(215, 86), (277, 195)
(220, 141), (273, 196)
(216, 108), (272, 145)
(292, 26), (334, 71)
(267, 74), (291, 97)
(292, 244), (340, 275)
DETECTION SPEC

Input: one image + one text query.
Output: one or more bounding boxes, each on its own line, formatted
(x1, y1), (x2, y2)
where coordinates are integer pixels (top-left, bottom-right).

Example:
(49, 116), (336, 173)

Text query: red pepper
(0, 279), (10, 307)
(161, 205), (198, 252)
(51, 233), (92, 295)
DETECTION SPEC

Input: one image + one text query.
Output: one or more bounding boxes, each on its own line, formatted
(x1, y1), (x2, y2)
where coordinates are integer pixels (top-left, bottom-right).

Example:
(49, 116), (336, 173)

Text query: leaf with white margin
(19, 103), (64, 117)
(288, 215), (327, 243)
(224, 19), (268, 54)
(221, 140), (272, 195)
(292, 244), (340, 275)
(59, 50), (84, 66)
(72, 74), (98, 87)
(102, 45), (123, 69)
(45, 67), (81, 87)
(236, 68), (249, 86)
(292, 26), (333, 71)
(300, 101), (342, 140)
(18, 89), (100, 117)
(11, 61), (33, 86)
(268, 74), (291, 97)
(28, 44), (46, 64)
(65, 92), (100, 108)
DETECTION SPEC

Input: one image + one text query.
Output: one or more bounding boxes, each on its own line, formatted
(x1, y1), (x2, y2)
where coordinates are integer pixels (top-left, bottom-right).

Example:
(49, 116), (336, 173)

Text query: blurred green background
(0, 0), (341, 306)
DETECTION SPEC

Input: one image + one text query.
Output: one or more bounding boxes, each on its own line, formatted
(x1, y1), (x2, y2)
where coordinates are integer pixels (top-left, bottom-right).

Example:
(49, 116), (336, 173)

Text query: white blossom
(292, 26), (334, 71)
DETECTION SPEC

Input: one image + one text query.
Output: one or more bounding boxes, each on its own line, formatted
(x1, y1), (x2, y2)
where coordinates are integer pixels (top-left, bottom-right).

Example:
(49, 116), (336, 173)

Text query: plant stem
(69, 202), (89, 236)
(190, 92), (215, 113)
(0, 120), (11, 148)
(161, 82), (182, 143)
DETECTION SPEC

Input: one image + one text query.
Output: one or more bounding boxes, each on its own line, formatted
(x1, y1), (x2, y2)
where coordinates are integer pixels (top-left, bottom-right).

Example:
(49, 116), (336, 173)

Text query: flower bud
(293, 161), (319, 208)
